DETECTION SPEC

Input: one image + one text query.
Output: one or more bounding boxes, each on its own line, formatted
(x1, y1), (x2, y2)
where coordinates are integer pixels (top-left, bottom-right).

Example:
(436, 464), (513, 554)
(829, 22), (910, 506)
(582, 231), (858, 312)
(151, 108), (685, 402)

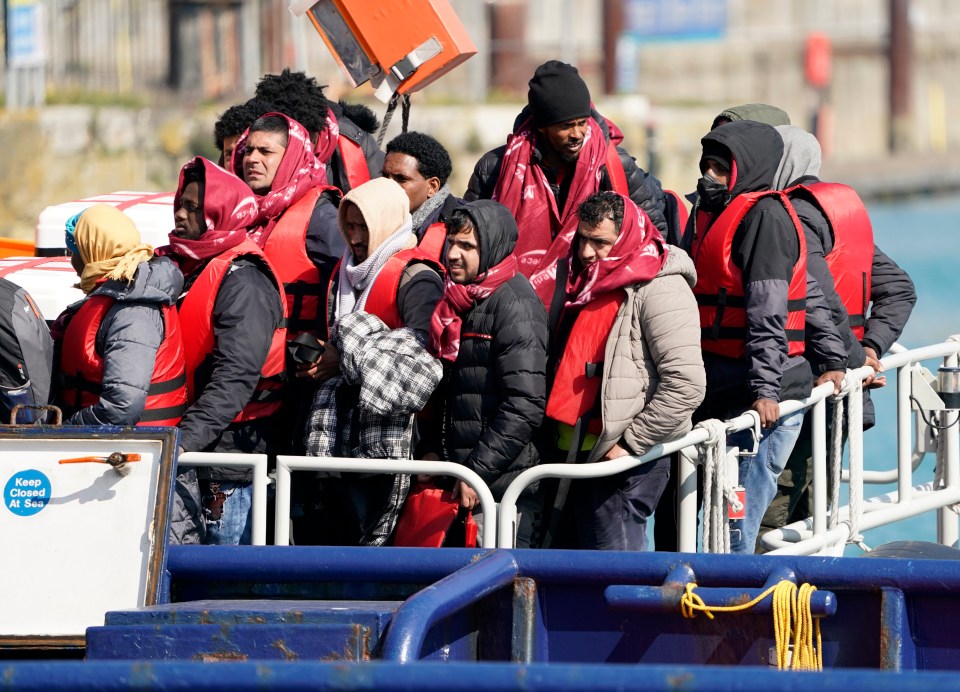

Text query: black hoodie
(693, 121), (839, 415)
(442, 200), (549, 500)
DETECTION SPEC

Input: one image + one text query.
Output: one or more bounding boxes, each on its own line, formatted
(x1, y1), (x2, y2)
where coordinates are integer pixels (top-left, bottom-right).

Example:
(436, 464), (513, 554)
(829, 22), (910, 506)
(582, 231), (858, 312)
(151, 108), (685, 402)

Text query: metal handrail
(177, 452), (270, 546)
(274, 456), (498, 548)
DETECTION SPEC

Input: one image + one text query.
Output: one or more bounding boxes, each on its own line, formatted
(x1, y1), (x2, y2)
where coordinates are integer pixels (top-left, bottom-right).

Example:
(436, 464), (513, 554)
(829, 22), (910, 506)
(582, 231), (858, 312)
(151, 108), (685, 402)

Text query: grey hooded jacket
(587, 249), (706, 463)
(61, 256), (183, 426)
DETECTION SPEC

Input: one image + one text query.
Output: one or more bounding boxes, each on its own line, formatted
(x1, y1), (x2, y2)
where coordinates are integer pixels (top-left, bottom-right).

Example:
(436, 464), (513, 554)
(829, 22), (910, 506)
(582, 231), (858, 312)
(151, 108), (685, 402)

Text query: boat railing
(273, 456), (499, 548)
(498, 336), (960, 554)
(178, 337), (960, 554)
(177, 452), (271, 545)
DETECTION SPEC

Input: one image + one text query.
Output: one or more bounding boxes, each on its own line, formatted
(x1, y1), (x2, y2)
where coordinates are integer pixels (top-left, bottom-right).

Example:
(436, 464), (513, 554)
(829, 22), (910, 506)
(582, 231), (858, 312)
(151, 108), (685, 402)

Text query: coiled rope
(680, 580), (823, 671)
(697, 418), (740, 553)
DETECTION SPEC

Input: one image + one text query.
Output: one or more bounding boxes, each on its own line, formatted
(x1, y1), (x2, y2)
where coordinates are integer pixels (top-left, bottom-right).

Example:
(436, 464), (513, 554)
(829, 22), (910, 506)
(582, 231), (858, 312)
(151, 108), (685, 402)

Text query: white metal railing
(176, 337), (960, 555)
(498, 336), (960, 554)
(274, 456), (498, 548)
(177, 452), (270, 546)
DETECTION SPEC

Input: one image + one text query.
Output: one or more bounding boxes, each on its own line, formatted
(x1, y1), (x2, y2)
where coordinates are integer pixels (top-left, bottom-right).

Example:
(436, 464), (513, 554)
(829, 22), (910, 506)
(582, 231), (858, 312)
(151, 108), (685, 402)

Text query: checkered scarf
(304, 311), (443, 545)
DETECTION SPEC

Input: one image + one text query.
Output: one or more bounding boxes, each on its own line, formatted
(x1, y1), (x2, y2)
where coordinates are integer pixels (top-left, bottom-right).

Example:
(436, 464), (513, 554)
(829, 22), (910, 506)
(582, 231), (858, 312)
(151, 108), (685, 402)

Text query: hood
(702, 121), (783, 196)
(773, 125), (822, 190)
(712, 103), (791, 130)
(655, 247), (697, 288)
(339, 177), (411, 255)
(455, 200), (518, 274)
(92, 255), (184, 306)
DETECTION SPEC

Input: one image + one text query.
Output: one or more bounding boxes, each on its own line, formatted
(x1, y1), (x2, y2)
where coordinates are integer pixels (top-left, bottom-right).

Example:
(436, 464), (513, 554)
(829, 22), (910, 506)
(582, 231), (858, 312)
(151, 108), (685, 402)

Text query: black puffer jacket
(464, 107), (668, 236)
(443, 200), (549, 500)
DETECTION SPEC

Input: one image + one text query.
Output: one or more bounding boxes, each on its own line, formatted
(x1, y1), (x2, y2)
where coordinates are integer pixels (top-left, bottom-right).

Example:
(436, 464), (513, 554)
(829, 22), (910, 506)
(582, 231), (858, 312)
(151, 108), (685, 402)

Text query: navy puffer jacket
(443, 200), (549, 500)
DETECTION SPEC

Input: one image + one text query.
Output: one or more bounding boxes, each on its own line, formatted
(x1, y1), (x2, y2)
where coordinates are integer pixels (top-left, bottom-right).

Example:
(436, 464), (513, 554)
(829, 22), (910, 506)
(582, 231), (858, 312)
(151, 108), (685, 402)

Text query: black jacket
(442, 200), (549, 499)
(326, 102), (385, 194)
(178, 256), (285, 479)
(693, 122), (846, 417)
(464, 107), (669, 237)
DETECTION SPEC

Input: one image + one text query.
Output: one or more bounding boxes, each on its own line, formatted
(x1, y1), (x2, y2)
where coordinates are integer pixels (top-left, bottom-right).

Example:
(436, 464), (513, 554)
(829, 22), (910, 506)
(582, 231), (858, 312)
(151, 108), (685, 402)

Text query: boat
(2, 337), (960, 690)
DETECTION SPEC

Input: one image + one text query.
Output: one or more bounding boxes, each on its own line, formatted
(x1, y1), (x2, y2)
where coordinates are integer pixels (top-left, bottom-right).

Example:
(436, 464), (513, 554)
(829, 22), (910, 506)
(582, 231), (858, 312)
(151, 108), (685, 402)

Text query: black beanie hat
(700, 138), (732, 174)
(527, 60), (592, 127)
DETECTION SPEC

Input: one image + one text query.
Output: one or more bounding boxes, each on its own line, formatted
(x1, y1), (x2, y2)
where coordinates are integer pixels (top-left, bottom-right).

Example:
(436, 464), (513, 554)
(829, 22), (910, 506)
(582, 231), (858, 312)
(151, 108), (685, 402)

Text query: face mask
(697, 172), (730, 212)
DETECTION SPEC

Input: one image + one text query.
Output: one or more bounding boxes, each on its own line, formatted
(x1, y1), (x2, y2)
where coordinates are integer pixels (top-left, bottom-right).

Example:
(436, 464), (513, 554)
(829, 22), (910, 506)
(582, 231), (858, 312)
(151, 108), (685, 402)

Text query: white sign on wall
(0, 429), (177, 646)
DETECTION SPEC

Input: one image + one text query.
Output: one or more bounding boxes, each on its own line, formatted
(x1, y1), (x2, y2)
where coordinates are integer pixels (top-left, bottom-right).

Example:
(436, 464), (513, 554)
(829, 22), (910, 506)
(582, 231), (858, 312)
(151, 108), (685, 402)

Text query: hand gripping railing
(761, 339), (960, 555)
(274, 456), (498, 548)
(177, 452), (270, 546)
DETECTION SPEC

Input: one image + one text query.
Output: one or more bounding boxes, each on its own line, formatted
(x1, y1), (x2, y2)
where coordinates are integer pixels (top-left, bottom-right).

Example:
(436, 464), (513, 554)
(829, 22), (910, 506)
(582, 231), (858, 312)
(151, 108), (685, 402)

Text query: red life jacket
(789, 182), (874, 340)
(337, 134), (371, 192)
(59, 296), (187, 426)
(545, 290), (625, 435)
(691, 190), (807, 358)
(417, 221), (448, 263)
(178, 239), (287, 422)
(362, 245), (444, 330)
(260, 185), (342, 338)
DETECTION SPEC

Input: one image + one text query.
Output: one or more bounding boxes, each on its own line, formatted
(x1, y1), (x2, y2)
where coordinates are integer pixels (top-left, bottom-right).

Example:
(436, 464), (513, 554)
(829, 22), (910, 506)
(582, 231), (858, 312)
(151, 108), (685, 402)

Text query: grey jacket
(588, 250), (706, 463)
(62, 256), (183, 427)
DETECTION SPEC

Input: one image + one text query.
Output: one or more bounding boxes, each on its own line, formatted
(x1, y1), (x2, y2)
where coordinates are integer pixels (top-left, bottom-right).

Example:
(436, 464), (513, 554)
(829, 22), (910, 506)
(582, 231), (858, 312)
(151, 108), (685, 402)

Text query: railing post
(274, 458), (292, 546)
(811, 396), (827, 543)
(678, 448), (698, 553)
(938, 352), (960, 547)
(251, 455), (269, 546)
(898, 362), (913, 503)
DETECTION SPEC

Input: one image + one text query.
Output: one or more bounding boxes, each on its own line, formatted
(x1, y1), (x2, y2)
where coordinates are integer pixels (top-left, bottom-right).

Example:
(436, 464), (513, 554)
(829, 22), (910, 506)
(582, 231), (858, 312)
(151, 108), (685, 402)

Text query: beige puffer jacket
(587, 248), (706, 463)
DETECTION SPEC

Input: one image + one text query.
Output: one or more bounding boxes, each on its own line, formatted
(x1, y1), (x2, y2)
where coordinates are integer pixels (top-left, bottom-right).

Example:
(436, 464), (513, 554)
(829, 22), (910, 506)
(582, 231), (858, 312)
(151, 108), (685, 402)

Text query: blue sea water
(854, 193), (960, 549)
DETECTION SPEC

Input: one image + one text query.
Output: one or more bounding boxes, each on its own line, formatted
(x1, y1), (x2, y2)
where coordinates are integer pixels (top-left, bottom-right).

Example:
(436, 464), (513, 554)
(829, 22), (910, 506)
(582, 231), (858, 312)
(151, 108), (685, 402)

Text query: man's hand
(863, 346), (885, 388)
(451, 480), (479, 510)
(751, 398), (780, 428)
(602, 443), (630, 461)
(295, 341), (341, 381)
(815, 369), (846, 395)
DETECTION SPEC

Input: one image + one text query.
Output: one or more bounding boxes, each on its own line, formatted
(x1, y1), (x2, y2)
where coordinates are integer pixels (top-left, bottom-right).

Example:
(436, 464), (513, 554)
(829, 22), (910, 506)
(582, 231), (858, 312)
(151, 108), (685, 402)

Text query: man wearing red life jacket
(540, 191), (704, 551)
(233, 112), (342, 341)
(54, 203), (187, 428)
(689, 121), (847, 553)
(163, 157), (286, 545)
(382, 131), (461, 259)
(465, 60), (669, 306)
(302, 177), (444, 546)
(757, 125), (917, 538)
(254, 69), (384, 195)
(425, 200), (548, 548)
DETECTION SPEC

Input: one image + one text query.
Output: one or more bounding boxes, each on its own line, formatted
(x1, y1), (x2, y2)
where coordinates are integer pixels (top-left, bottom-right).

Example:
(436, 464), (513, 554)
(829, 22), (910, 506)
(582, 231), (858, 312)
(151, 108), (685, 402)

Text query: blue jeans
(727, 410), (804, 554)
(201, 480), (253, 545)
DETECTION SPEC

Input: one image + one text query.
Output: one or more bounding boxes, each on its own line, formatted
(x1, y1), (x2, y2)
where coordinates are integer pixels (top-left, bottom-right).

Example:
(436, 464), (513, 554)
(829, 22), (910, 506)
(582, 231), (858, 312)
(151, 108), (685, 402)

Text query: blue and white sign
(8, 0), (46, 67)
(625, 0), (727, 41)
(4, 469), (51, 516)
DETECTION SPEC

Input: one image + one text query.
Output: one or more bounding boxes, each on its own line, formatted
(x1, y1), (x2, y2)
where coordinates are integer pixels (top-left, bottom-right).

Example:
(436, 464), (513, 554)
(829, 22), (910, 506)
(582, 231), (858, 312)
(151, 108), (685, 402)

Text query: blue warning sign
(4, 469), (51, 516)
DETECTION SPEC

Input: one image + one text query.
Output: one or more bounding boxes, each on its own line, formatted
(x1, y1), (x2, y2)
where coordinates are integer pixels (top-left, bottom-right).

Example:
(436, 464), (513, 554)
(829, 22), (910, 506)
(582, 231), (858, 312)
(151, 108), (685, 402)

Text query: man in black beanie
(464, 60), (669, 306)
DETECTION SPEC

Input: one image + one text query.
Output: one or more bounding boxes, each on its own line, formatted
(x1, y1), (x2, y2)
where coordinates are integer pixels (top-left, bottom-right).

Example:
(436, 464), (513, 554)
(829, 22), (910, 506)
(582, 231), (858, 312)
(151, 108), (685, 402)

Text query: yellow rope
(680, 581), (823, 671)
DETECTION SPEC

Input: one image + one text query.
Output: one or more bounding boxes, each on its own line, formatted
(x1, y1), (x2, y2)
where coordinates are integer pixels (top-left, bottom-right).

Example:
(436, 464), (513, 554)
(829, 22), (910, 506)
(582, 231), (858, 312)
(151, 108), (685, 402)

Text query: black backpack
(0, 277), (54, 424)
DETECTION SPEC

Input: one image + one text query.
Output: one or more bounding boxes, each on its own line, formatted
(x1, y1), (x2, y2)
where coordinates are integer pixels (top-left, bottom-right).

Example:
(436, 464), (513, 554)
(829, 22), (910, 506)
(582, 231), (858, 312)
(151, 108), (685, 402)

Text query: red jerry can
(290, 0), (477, 102)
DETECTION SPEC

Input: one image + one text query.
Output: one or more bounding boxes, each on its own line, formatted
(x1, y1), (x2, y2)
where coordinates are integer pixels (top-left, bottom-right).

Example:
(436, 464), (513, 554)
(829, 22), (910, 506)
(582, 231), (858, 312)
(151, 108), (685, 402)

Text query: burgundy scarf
(492, 113), (611, 306)
(232, 112), (328, 244)
(428, 255), (519, 362)
(158, 157), (258, 276)
(314, 107), (341, 165)
(565, 195), (667, 309)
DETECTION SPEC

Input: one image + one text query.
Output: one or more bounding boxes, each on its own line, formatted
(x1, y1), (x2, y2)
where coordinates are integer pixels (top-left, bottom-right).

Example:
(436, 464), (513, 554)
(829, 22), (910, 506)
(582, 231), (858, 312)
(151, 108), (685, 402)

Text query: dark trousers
(572, 455), (671, 551)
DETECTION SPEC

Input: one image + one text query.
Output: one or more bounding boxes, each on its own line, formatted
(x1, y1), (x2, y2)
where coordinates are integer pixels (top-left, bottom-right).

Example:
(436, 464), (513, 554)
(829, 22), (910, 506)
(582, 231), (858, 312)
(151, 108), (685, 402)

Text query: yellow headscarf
(74, 204), (154, 294)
